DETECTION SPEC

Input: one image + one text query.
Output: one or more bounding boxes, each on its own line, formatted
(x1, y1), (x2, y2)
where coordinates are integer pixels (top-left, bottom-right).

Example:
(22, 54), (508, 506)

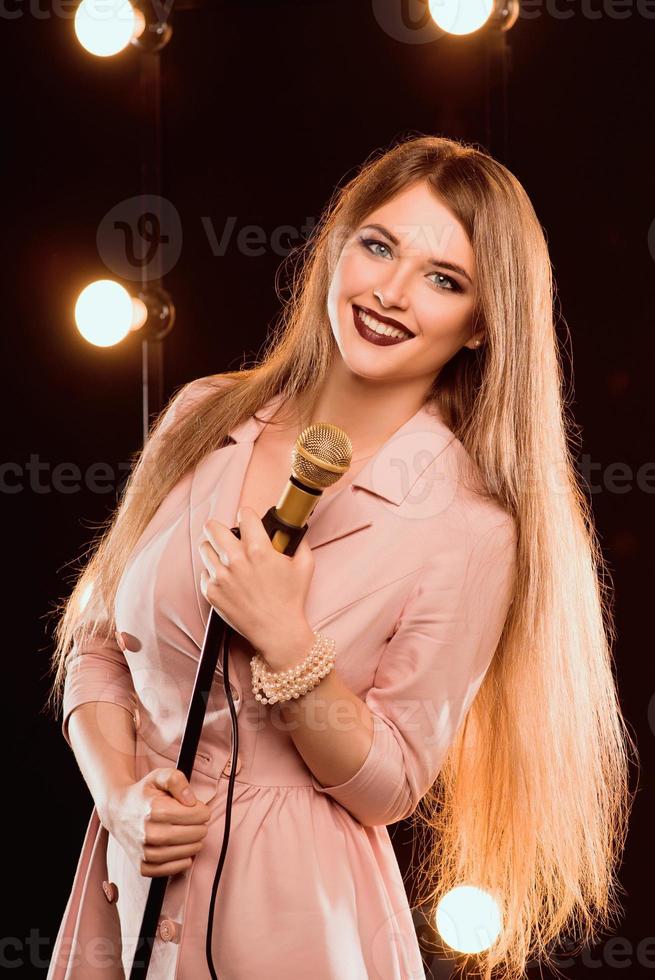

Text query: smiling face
(326, 180), (482, 387)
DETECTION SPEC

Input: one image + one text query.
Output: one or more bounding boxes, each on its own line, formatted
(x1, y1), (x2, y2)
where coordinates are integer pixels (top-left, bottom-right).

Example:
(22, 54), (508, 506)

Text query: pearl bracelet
(250, 631), (336, 705)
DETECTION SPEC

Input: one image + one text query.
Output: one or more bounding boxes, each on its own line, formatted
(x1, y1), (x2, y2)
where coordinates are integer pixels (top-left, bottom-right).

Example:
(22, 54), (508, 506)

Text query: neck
(302, 362), (434, 458)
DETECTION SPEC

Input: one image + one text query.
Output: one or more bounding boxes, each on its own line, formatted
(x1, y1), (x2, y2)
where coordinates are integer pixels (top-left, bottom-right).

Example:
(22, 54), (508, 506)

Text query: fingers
(149, 768), (211, 824)
(201, 519), (238, 570)
(140, 814), (210, 878)
(144, 820), (209, 847)
(143, 839), (205, 866)
(151, 767), (197, 807)
(198, 537), (227, 579)
(140, 857), (193, 878)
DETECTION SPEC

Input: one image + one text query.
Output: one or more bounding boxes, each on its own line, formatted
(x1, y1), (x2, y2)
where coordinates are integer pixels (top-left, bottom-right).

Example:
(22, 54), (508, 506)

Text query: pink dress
(48, 378), (518, 980)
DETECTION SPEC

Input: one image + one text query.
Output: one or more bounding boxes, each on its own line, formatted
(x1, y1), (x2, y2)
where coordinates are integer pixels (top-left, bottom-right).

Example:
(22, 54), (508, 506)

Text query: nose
(373, 273), (409, 310)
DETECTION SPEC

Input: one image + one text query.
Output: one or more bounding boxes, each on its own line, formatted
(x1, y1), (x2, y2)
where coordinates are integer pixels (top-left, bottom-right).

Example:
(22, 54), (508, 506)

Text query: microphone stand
(128, 503), (310, 979)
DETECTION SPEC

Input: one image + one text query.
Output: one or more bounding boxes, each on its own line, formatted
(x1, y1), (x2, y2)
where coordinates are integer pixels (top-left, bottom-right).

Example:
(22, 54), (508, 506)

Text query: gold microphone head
(291, 423), (352, 491)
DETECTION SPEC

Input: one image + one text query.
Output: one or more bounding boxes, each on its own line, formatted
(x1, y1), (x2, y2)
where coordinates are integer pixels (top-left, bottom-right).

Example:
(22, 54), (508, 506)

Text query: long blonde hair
(45, 134), (636, 980)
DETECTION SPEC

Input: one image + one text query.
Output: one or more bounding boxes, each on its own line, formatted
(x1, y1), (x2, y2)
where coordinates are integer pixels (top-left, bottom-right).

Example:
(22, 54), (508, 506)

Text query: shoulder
(162, 374), (236, 428)
(416, 420), (516, 544)
(173, 373), (235, 410)
(139, 376), (239, 456)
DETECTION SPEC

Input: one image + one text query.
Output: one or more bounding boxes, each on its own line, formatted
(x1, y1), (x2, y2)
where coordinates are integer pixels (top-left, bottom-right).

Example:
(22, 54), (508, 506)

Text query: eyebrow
(360, 223), (474, 285)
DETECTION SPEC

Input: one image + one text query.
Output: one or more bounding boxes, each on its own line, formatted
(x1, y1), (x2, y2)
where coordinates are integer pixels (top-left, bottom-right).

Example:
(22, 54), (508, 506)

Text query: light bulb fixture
(74, 0), (146, 57)
(429, 0), (519, 36)
(133, 285), (176, 342)
(75, 279), (135, 347)
(487, 0), (520, 31)
(130, 11), (173, 53)
(72, 0), (182, 448)
(74, 280), (175, 348)
(434, 885), (503, 954)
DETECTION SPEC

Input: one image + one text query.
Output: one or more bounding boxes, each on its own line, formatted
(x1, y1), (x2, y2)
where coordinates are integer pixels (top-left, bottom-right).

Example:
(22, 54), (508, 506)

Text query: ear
(464, 331), (485, 350)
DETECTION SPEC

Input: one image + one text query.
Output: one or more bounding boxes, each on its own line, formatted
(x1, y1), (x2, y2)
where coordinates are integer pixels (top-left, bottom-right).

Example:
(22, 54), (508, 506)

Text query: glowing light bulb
(74, 0), (146, 57)
(131, 296), (149, 330)
(428, 0), (494, 35)
(75, 280), (136, 347)
(435, 885), (502, 954)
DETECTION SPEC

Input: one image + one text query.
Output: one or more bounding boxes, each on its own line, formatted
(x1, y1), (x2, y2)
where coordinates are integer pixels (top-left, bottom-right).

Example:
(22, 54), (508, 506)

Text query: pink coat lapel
(188, 392), (464, 634)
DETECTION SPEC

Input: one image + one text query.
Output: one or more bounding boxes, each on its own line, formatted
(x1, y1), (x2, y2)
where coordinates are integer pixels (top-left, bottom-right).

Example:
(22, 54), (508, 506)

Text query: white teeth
(358, 309), (411, 341)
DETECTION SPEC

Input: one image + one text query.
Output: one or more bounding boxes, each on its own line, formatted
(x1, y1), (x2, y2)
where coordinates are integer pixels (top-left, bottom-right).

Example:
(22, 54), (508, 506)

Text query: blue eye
(428, 271), (460, 293)
(358, 236), (462, 294)
(360, 237), (392, 260)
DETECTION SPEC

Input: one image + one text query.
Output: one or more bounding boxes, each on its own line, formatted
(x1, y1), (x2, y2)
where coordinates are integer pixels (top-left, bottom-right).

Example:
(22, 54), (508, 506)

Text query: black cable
(205, 623), (240, 978)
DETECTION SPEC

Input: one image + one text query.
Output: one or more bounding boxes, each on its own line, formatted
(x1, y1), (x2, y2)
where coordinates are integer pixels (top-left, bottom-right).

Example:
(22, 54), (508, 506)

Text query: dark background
(5, 0), (654, 976)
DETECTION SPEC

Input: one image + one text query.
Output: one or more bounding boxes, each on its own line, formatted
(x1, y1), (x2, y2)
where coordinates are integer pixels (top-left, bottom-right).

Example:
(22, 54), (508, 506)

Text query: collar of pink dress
(223, 391), (458, 507)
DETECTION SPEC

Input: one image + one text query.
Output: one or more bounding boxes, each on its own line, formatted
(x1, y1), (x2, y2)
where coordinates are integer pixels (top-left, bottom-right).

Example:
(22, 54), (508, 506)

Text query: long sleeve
(60, 376), (214, 748)
(310, 516), (518, 827)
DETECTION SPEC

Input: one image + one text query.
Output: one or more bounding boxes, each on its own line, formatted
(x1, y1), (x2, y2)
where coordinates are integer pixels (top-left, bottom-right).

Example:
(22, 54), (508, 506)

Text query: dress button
(221, 753), (242, 777)
(158, 918), (180, 943)
(102, 880), (119, 903)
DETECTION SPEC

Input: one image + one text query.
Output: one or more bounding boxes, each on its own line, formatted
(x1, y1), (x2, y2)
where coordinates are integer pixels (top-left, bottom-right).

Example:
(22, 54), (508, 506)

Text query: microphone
(260, 421), (354, 553)
(129, 421), (353, 980)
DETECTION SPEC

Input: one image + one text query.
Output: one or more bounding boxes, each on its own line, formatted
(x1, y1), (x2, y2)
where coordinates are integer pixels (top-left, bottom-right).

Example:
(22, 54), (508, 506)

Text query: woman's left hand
(198, 506), (316, 661)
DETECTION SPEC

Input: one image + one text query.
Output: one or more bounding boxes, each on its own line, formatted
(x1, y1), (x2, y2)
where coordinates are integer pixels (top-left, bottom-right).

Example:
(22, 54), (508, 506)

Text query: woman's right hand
(105, 767), (211, 878)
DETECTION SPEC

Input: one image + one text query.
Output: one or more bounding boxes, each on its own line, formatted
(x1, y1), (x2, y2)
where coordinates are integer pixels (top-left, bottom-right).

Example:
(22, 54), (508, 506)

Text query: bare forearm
(266, 625), (375, 788)
(279, 667), (374, 787)
(66, 702), (137, 824)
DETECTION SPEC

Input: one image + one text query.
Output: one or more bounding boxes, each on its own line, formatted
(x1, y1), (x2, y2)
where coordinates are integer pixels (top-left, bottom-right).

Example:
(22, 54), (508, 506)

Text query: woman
(46, 135), (635, 980)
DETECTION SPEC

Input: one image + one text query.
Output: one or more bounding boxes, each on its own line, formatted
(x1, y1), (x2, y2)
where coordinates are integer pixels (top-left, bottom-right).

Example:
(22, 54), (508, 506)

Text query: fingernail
(182, 788), (196, 804)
